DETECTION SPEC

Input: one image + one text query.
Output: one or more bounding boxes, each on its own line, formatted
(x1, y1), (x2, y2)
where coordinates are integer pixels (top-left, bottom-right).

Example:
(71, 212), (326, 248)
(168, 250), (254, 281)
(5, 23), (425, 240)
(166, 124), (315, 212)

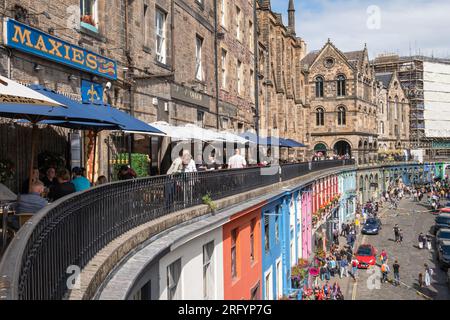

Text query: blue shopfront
(2, 18), (119, 181)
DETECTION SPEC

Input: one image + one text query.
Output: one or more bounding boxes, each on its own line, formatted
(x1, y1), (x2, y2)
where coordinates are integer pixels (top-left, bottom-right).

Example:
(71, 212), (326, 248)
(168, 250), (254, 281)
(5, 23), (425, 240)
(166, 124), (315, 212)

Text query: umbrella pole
(29, 123), (38, 193)
(91, 131), (98, 185)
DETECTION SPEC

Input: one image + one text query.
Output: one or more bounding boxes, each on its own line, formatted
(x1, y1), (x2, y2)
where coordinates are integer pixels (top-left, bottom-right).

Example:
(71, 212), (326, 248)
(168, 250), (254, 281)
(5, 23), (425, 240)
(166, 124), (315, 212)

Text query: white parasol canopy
(0, 75), (63, 107)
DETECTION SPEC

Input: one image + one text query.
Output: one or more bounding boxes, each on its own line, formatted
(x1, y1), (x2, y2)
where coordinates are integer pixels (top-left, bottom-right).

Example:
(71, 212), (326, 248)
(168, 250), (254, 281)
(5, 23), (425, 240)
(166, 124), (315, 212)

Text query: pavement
(332, 197), (450, 300)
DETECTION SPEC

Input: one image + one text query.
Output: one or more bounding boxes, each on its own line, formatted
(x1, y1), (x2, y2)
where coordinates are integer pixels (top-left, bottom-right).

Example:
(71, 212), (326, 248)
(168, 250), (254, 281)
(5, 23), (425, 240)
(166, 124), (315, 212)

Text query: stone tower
(288, 0), (296, 35)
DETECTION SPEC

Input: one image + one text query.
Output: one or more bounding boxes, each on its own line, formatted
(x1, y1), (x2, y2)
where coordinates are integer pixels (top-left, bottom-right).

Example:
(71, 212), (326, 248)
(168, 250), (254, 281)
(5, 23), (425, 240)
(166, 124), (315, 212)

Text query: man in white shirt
(228, 149), (247, 169)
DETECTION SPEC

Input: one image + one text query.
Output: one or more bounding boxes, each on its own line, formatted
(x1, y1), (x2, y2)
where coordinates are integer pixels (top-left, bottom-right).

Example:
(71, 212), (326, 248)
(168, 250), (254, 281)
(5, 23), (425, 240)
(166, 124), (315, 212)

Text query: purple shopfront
(301, 186), (313, 259)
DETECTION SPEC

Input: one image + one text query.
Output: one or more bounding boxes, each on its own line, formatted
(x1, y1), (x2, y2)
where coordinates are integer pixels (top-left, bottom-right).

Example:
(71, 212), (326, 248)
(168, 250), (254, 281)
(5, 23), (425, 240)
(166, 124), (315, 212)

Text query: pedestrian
(392, 260), (400, 286)
(418, 273), (423, 288)
(393, 224), (400, 243)
(380, 249), (388, 264)
(418, 233), (425, 249)
(424, 264), (432, 287)
(339, 258), (348, 278)
(181, 151), (197, 173)
(381, 261), (390, 283)
(167, 149), (184, 174)
(333, 228), (339, 245)
(341, 223), (346, 237)
(228, 148), (247, 169)
(398, 229), (404, 244)
(350, 256), (359, 280)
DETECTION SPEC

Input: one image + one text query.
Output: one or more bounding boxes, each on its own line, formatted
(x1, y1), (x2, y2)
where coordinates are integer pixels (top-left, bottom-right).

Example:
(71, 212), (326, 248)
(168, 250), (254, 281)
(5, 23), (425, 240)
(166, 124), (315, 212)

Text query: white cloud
(289, 0), (450, 58)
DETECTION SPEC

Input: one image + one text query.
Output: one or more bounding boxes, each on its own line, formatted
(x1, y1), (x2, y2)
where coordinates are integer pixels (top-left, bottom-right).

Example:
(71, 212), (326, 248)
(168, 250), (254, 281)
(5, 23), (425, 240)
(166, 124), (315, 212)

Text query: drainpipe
(214, 0), (220, 130)
(253, 0), (260, 163)
(171, 0), (175, 74)
(124, 0), (134, 164)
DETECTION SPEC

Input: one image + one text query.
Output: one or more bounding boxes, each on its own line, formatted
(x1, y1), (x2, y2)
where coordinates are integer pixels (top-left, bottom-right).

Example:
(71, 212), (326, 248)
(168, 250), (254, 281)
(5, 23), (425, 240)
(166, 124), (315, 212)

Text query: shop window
(231, 228), (238, 279)
(203, 241), (214, 300)
(80, 0), (99, 32)
(250, 218), (256, 263)
(167, 259), (182, 300)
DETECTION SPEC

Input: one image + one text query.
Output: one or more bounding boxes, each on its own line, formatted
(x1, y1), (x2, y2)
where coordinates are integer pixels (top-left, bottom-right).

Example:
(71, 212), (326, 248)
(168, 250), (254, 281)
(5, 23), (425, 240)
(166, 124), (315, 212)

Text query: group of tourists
(167, 149), (248, 174)
(307, 282), (344, 300)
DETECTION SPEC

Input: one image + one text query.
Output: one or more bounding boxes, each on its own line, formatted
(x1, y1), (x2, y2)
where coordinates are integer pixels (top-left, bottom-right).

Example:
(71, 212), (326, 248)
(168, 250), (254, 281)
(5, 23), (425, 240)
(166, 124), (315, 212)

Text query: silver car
(436, 228), (450, 246)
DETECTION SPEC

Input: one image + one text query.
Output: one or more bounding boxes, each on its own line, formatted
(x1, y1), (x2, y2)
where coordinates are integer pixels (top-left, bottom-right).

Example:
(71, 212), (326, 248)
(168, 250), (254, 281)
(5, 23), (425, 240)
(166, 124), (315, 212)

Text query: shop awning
(239, 132), (304, 148)
(150, 122), (248, 143)
(29, 85), (164, 135)
(284, 139), (306, 148)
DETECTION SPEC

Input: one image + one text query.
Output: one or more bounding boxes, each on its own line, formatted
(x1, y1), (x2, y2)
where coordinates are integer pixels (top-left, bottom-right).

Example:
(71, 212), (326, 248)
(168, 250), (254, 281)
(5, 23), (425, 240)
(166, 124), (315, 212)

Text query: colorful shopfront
(1, 18), (119, 184)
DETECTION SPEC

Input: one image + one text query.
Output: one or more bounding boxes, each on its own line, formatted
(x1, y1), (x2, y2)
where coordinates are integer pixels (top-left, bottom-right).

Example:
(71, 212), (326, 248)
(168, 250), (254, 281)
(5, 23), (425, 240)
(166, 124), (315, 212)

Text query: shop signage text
(3, 18), (117, 80)
(170, 84), (210, 109)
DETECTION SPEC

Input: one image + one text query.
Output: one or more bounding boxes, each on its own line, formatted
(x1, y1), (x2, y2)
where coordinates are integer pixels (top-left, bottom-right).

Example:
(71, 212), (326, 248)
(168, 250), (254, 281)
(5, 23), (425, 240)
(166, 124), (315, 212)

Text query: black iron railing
(0, 159), (355, 300)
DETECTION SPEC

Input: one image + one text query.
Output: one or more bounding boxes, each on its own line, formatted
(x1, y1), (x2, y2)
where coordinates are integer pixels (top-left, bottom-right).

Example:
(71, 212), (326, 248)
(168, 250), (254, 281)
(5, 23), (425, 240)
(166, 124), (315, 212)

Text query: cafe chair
(15, 213), (34, 228)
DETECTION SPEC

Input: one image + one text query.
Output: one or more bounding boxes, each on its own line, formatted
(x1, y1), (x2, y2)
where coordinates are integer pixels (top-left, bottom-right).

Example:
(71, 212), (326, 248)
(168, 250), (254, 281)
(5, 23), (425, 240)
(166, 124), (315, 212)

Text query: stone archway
(333, 140), (352, 157)
(314, 143), (328, 157)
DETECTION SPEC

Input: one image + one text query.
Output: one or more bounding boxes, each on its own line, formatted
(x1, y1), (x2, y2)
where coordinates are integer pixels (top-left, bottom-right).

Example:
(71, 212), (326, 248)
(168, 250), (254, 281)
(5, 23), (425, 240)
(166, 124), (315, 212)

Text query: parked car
(355, 244), (377, 269)
(434, 207), (450, 215)
(436, 228), (450, 246)
(437, 240), (450, 271)
(447, 269), (450, 291)
(361, 218), (382, 235)
(434, 213), (450, 234)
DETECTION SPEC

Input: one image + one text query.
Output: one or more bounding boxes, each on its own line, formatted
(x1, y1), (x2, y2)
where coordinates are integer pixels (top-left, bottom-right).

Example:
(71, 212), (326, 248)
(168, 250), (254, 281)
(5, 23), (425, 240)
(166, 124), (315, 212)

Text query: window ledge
(80, 25), (106, 42)
(155, 60), (172, 71)
(143, 46), (152, 54)
(195, 1), (205, 10)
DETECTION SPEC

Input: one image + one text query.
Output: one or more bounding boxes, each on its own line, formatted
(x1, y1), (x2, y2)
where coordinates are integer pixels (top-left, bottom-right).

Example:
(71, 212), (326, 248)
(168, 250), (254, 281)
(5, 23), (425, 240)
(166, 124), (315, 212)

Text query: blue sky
(271, 0), (450, 59)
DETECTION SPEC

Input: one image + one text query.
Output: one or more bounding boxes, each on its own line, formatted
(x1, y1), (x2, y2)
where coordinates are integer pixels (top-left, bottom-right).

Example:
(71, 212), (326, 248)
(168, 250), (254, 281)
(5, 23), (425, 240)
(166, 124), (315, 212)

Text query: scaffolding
(373, 54), (450, 160)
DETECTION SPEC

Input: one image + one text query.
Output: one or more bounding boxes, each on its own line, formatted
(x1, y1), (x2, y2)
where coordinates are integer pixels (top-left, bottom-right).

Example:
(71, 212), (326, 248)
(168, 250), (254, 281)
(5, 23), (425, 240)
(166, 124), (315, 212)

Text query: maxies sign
(3, 18), (117, 80)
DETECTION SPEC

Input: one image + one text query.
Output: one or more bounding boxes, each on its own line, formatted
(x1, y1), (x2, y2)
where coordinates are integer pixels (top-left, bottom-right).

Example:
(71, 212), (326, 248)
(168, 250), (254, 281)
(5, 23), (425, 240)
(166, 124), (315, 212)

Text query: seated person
(8, 181), (48, 230)
(17, 181), (48, 214)
(71, 167), (91, 192)
(42, 167), (57, 189)
(48, 169), (76, 201)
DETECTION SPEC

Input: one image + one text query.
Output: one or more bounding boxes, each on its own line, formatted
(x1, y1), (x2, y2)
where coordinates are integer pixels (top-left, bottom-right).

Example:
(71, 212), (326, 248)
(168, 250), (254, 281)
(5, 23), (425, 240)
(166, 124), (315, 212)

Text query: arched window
(380, 121), (384, 134)
(316, 107), (325, 126)
(337, 106), (346, 125)
(315, 76), (324, 98)
(387, 98), (391, 120)
(380, 101), (384, 114)
(337, 75), (346, 96)
(394, 96), (399, 119)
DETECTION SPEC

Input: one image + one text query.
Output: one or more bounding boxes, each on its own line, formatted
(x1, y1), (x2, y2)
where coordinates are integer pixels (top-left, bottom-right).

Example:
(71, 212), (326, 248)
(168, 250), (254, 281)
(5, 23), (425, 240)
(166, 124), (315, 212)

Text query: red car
(435, 208), (450, 216)
(355, 244), (377, 269)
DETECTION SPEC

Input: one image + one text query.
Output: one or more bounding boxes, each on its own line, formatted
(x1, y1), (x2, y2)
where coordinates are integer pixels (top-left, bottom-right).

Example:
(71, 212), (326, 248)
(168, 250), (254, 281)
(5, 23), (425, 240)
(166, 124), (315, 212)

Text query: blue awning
(285, 139), (306, 148)
(29, 85), (164, 135)
(239, 132), (305, 148)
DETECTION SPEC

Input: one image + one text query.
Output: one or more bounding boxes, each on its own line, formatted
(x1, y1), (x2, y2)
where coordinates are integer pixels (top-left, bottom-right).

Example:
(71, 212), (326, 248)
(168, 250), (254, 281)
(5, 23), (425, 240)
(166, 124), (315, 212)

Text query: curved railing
(0, 160), (355, 300)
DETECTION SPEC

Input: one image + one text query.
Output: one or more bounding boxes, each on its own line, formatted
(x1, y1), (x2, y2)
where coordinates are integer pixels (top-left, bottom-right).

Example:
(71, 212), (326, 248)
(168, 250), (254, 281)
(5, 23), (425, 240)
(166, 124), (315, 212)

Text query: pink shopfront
(299, 186), (313, 260)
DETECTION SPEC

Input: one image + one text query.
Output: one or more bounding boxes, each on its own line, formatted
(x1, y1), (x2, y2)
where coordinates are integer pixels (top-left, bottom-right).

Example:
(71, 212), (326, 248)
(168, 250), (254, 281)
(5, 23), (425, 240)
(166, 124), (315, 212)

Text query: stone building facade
(217, 0), (256, 131)
(374, 71), (410, 153)
(0, 0), (259, 180)
(301, 40), (379, 164)
(257, 0), (307, 160)
(0, 0), (130, 187)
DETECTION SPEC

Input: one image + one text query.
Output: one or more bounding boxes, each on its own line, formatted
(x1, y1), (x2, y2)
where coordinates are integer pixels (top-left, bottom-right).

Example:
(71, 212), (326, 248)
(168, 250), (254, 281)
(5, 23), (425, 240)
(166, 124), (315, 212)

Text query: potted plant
(0, 159), (15, 184)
